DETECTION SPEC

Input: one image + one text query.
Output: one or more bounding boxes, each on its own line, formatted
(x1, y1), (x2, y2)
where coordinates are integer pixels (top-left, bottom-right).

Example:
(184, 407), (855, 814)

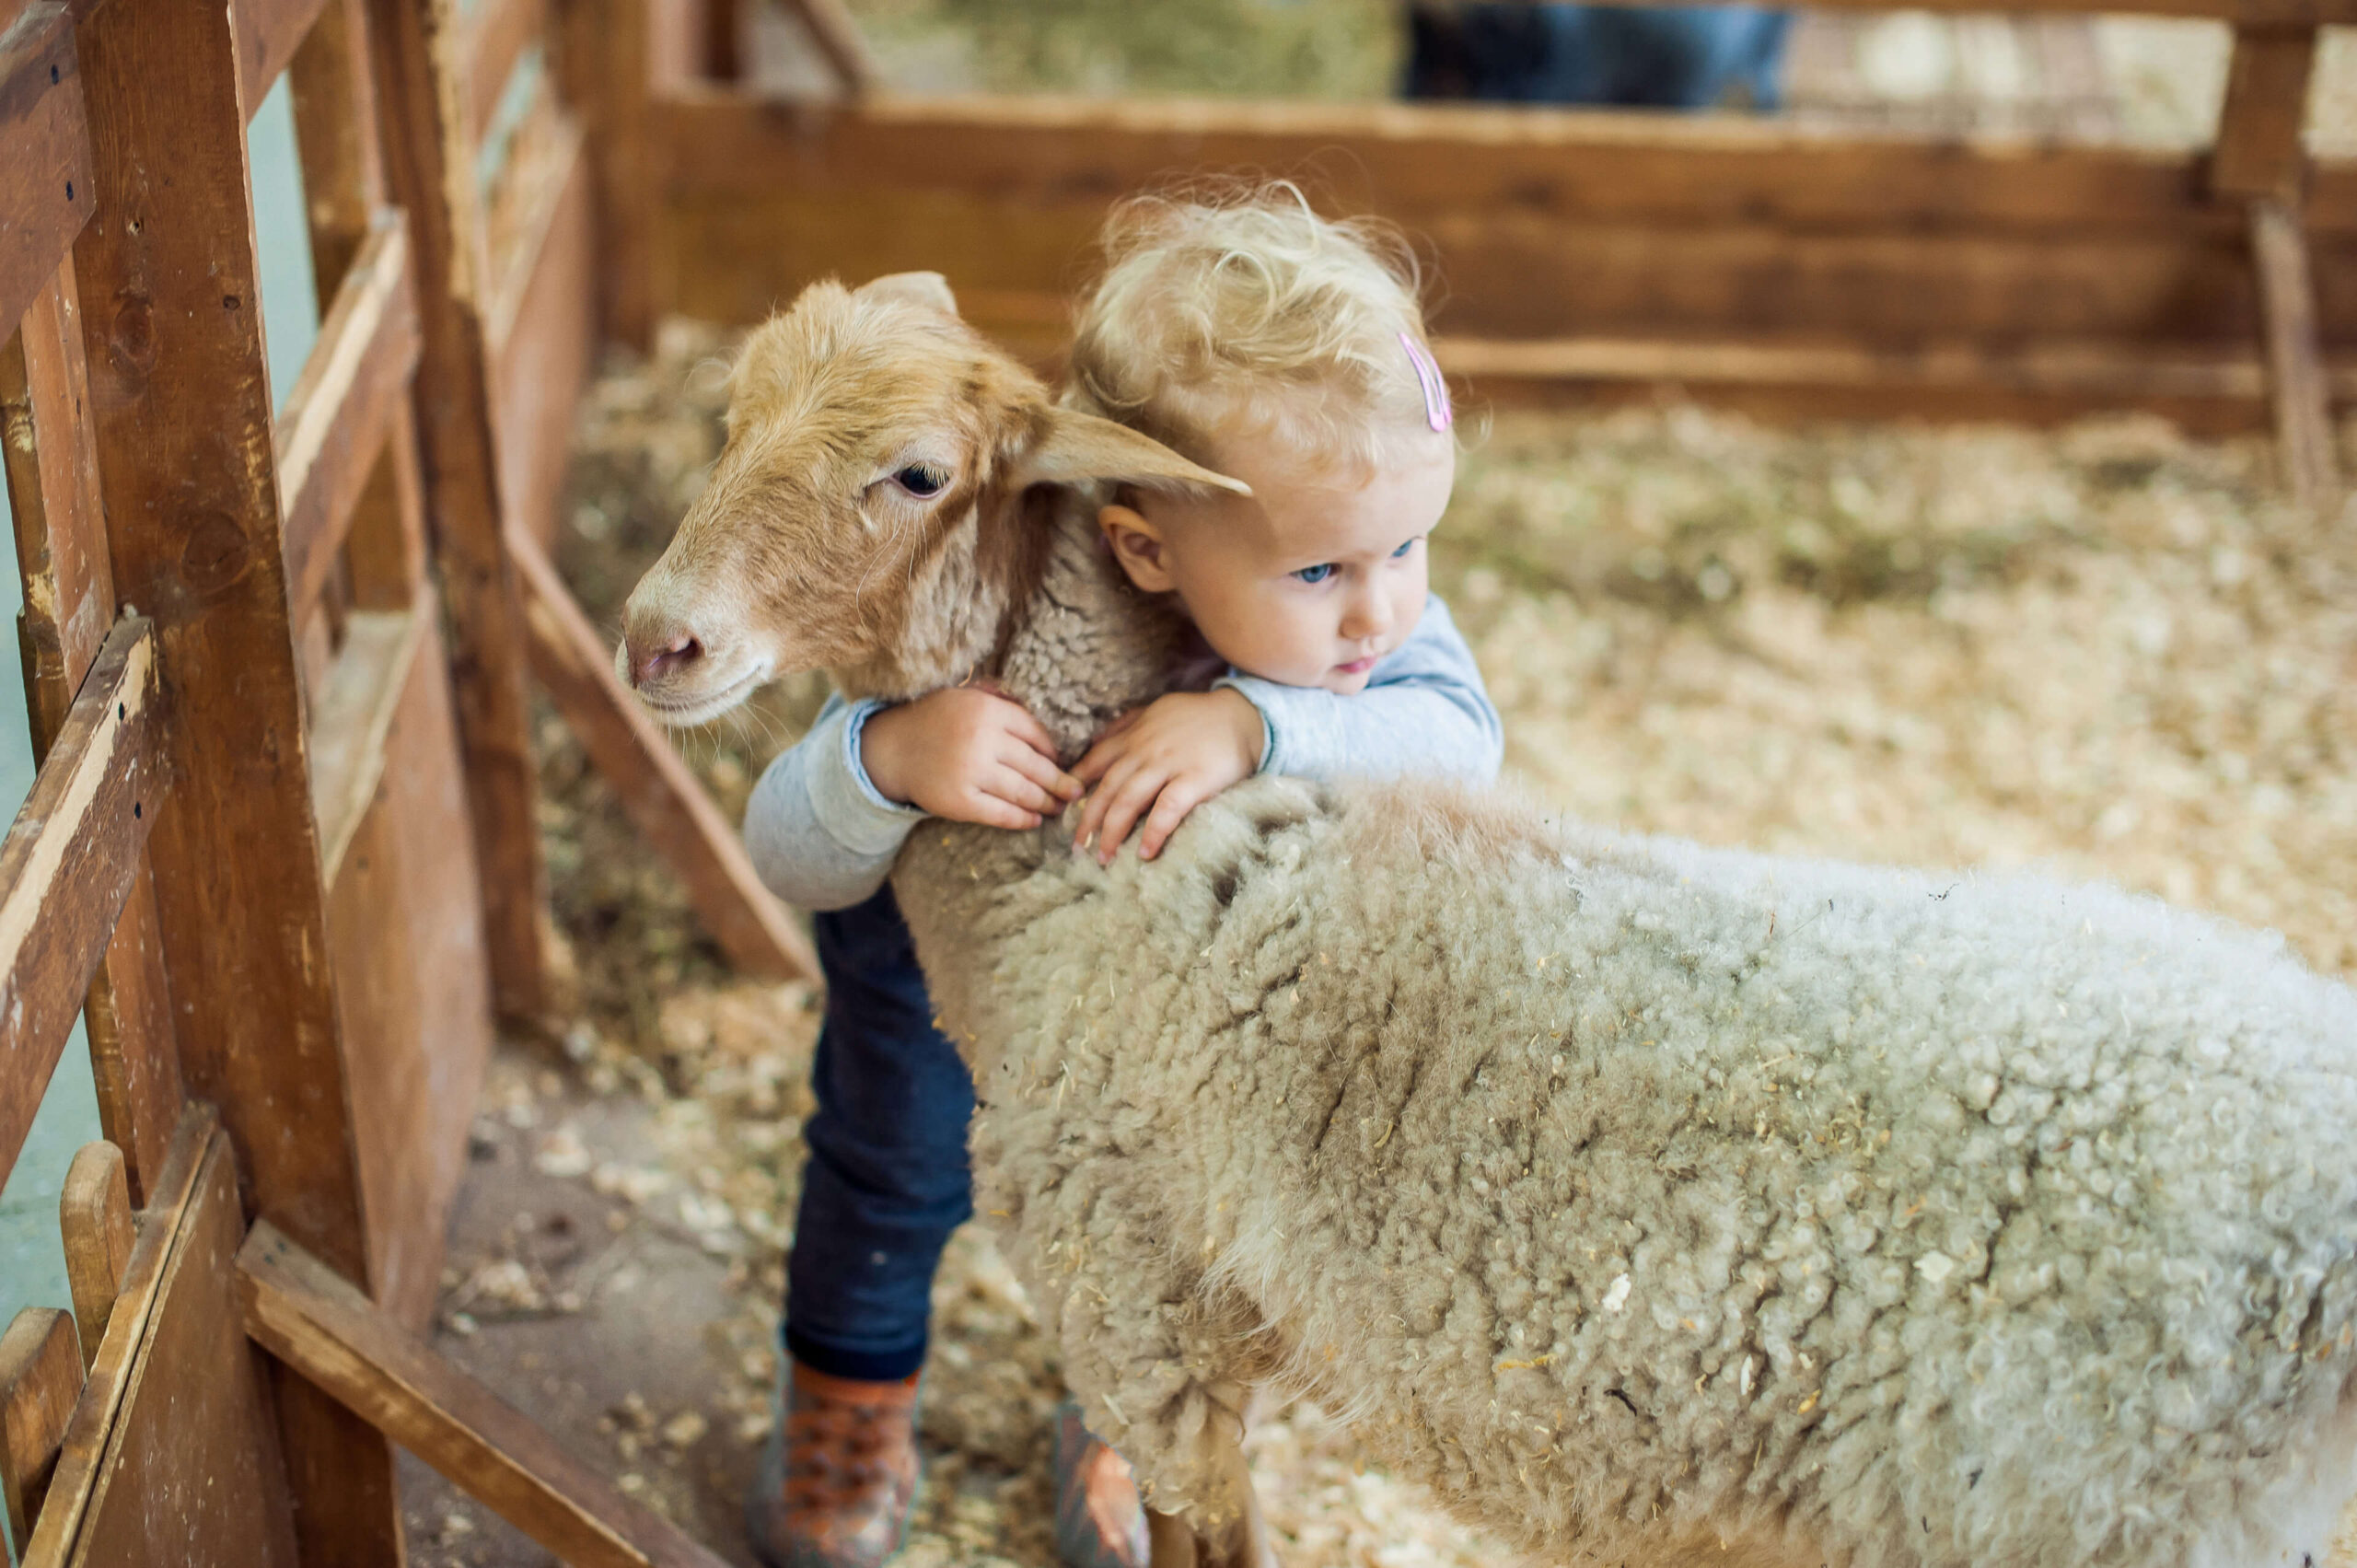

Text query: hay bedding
(481, 318), (2357, 1567)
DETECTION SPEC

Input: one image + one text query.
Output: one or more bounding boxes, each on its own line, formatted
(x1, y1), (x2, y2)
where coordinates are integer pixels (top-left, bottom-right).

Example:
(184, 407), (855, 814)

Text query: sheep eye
(894, 464), (948, 498)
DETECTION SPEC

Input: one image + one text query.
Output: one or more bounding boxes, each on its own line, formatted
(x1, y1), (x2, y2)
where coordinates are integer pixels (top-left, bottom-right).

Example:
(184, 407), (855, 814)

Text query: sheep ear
(1014, 408), (1251, 496)
(858, 271), (958, 316)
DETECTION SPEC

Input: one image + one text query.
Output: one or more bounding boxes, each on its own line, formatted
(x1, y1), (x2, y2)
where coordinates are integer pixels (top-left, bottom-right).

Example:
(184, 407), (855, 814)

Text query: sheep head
(620, 272), (1246, 726)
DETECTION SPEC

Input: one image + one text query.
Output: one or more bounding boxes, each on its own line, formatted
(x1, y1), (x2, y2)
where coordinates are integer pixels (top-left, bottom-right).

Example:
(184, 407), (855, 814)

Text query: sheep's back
(1004, 778), (2357, 1568)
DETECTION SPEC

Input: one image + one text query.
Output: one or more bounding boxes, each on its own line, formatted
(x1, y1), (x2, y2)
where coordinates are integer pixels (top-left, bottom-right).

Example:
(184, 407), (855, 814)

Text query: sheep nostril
(633, 633), (703, 687)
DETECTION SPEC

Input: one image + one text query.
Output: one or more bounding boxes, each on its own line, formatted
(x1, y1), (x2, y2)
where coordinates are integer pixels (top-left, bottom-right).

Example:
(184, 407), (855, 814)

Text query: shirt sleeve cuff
(809, 699), (929, 854)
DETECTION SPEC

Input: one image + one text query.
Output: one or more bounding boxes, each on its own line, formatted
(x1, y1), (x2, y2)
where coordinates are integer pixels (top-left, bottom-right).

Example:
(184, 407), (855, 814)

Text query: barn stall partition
(0, 0), (2344, 1562)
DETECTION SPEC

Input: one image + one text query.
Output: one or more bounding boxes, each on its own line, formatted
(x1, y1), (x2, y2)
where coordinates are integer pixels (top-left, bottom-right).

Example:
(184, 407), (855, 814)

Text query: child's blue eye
(1292, 563), (1335, 585)
(1391, 537), (1419, 559)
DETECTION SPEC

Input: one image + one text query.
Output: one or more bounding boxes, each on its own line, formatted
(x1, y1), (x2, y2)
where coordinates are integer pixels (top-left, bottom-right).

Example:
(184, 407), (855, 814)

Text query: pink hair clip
(1401, 332), (1452, 433)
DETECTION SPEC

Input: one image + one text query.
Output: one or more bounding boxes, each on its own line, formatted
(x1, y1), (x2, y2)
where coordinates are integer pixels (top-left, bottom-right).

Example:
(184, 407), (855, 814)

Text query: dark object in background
(1405, 0), (1792, 110)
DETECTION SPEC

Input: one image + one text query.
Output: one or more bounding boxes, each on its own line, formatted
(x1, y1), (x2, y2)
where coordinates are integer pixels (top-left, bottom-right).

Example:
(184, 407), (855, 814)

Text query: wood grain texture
(17, 1105), (211, 1568)
(59, 1135), (301, 1568)
(233, 0), (334, 119)
(274, 214), (422, 623)
(288, 0), (389, 301)
(70, 0), (402, 1555)
(0, 619), (161, 1188)
(366, 0), (550, 1021)
(2212, 27), (2317, 203)
(238, 1221), (736, 1568)
(2251, 197), (2342, 510)
(325, 611), (494, 1328)
(464, 0), (545, 143)
(490, 110), (594, 547)
(510, 526), (819, 981)
(308, 609), (426, 885)
(57, 1142), (133, 1368)
(3, 266), (183, 1205)
(0, 1309), (80, 1546)
(0, 5), (90, 332)
(562, 0), (655, 346)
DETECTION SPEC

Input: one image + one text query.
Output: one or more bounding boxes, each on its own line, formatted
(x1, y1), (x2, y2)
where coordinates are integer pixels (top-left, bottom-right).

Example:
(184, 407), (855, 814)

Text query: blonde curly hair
(1065, 181), (1444, 480)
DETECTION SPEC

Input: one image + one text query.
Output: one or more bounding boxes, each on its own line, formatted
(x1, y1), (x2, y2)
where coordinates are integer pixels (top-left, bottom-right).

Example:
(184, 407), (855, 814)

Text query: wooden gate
(0, 0), (783, 1559)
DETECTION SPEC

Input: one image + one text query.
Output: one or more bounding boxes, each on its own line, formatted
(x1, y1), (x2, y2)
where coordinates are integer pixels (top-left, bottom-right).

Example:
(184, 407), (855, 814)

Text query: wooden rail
(238, 1221), (736, 1568)
(0, 621), (160, 1186)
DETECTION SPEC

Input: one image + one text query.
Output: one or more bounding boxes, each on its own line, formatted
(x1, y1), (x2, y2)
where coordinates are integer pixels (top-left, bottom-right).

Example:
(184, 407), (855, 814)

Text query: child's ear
(1016, 407), (1249, 496)
(1097, 503), (1176, 594)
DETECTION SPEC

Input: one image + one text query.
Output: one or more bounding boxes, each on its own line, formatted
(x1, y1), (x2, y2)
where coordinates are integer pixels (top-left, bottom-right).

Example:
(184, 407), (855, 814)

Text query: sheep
(619, 272), (2357, 1568)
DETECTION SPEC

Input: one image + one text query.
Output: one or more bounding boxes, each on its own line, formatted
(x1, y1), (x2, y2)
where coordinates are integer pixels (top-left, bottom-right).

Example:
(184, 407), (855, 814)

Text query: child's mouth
(1335, 655), (1376, 676)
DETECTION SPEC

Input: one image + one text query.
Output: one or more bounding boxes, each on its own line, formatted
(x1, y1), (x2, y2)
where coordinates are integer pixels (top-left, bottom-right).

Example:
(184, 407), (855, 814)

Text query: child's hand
(862, 688), (1083, 830)
(1072, 690), (1264, 864)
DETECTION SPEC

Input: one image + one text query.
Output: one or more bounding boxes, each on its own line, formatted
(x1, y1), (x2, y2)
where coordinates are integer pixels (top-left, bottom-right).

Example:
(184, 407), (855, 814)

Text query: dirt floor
(392, 311), (2357, 1566)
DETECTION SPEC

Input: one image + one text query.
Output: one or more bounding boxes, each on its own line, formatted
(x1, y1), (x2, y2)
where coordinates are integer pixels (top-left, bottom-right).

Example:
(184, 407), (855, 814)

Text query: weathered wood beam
(489, 110), (595, 547)
(16, 1106), (212, 1568)
(464, 0), (545, 144)
(274, 214), (423, 623)
(287, 0), (389, 301)
(4, 268), (183, 1205)
(2250, 198), (2342, 510)
(0, 5), (91, 331)
(308, 609), (427, 886)
(57, 1142), (133, 1369)
(366, 0), (551, 1020)
(238, 1221), (737, 1568)
(43, 1129), (300, 1568)
(2212, 26), (2318, 203)
(0, 1309), (81, 1546)
(71, 0), (403, 1552)
(508, 527), (819, 982)
(233, 0), (334, 118)
(0, 620), (160, 1189)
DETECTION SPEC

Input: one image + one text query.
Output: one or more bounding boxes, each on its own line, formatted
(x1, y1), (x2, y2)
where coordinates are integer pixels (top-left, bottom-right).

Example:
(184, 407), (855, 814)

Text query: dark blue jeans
(1405, 2), (1792, 111)
(784, 884), (974, 1382)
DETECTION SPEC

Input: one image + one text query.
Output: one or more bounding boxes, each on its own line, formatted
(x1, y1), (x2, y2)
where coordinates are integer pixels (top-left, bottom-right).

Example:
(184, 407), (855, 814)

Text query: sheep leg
(1144, 1435), (1276, 1568)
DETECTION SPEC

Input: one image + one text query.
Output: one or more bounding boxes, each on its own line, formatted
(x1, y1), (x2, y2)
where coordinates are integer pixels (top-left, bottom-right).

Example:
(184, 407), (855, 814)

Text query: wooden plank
(490, 112), (595, 548)
(0, 1309), (80, 1546)
(650, 88), (2351, 235)
(2212, 27), (2318, 203)
(2251, 197), (2341, 510)
(308, 609), (426, 886)
(464, 0), (546, 144)
(70, 1), (402, 1557)
(1434, 331), (2274, 400)
(274, 215), (423, 624)
(509, 527), (818, 981)
(288, 0), (389, 302)
(0, 5), (91, 332)
(3, 267), (183, 1206)
(238, 1221), (737, 1568)
(17, 1105), (211, 1568)
(0, 620), (161, 1190)
(56, 1134), (300, 1568)
(57, 1143), (133, 1369)
(366, 0), (550, 1021)
(324, 611), (494, 1329)
(234, 0), (336, 119)
(563, 0), (656, 346)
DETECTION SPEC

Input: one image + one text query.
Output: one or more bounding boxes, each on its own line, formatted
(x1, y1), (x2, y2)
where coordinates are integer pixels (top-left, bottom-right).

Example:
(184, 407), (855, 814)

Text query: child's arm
(746, 690), (1080, 910)
(744, 694), (928, 911)
(1072, 596), (1502, 863)
(1216, 596), (1501, 784)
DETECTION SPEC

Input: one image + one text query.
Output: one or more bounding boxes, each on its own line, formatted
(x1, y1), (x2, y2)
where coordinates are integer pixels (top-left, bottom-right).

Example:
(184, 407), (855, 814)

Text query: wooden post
(364, 0), (550, 1022)
(2212, 26), (2339, 511)
(0, 1309), (82, 1547)
(58, 1142), (134, 1369)
(66, 0), (403, 1559)
(559, 0), (656, 348)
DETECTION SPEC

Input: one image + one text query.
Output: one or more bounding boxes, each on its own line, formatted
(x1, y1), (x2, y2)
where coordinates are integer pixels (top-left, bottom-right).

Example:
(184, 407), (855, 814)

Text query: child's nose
(1341, 587), (1392, 641)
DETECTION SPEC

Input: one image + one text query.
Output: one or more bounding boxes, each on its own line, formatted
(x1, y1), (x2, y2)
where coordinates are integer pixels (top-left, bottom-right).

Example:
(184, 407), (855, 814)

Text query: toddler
(741, 185), (1503, 1568)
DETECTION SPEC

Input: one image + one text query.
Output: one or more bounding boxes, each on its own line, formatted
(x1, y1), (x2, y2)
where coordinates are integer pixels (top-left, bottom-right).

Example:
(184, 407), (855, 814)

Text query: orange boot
(746, 1361), (922, 1568)
(1052, 1400), (1149, 1568)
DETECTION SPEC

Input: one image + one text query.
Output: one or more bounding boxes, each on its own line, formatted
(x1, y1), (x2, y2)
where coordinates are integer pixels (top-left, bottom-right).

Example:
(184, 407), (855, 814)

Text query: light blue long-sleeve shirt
(744, 595), (1502, 911)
